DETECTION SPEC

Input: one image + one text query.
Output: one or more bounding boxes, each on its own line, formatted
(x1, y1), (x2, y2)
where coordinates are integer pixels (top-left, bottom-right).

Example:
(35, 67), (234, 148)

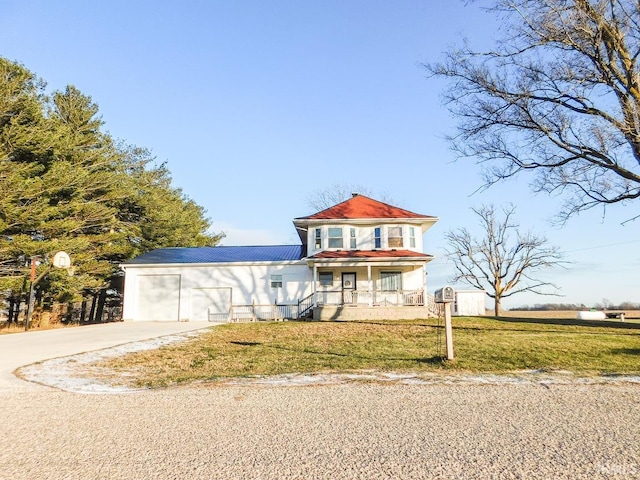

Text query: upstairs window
(270, 274), (283, 288)
(409, 227), (416, 248)
(380, 271), (402, 291)
(349, 228), (356, 249)
(388, 227), (403, 248)
(328, 227), (343, 248)
(374, 227), (381, 248)
(314, 228), (322, 249)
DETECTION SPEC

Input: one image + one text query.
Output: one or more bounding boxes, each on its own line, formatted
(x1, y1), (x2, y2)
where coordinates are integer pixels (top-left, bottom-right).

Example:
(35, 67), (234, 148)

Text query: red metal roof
(309, 249), (433, 259)
(297, 195), (435, 220)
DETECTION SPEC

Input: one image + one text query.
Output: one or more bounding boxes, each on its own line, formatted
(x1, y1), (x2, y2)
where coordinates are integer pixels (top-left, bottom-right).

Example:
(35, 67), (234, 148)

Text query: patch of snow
(218, 371), (640, 388)
(17, 330), (205, 394)
(16, 330), (640, 394)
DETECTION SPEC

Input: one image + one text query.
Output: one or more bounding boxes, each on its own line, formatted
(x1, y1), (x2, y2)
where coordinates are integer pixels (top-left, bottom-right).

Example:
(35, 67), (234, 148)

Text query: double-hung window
(314, 228), (322, 249)
(349, 228), (356, 249)
(380, 271), (401, 291)
(319, 272), (333, 286)
(388, 227), (403, 248)
(409, 227), (416, 248)
(374, 227), (381, 248)
(270, 274), (283, 288)
(328, 227), (343, 248)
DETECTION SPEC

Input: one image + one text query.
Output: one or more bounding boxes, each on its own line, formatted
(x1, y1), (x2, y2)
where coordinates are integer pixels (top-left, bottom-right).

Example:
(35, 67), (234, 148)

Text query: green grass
(100, 317), (640, 388)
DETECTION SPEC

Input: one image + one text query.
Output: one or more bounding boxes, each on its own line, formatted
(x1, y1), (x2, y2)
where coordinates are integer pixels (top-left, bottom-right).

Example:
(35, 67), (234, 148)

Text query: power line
(562, 239), (640, 254)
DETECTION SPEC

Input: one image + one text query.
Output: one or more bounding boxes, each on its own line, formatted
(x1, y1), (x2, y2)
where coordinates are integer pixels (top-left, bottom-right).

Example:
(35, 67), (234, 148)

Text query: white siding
(123, 263), (312, 322)
(190, 287), (231, 321)
(453, 290), (486, 316)
(307, 222), (425, 255)
(135, 274), (181, 321)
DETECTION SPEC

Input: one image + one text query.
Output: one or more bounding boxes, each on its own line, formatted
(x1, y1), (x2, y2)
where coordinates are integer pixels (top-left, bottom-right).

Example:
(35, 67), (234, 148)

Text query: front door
(342, 272), (357, 305)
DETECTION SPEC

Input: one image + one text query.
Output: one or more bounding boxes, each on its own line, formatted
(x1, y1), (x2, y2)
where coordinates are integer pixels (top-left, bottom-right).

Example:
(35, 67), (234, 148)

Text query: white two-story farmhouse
(121, 194), (439, 321)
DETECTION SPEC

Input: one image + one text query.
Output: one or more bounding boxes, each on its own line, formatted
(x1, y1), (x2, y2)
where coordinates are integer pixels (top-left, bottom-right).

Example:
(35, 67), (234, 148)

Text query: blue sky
(2, 1), (638, 308)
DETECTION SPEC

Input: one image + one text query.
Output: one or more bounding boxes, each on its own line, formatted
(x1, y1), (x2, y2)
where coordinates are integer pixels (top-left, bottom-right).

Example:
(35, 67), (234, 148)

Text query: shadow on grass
(293, 318), (640, 336)
(230, 341), (261, 347)
(417, 356), (449, 365)
(229, 340), (439, 364)
(489, 316), (640, 331)
(609, 348), (640, 355)
(323, 319), (442, 329)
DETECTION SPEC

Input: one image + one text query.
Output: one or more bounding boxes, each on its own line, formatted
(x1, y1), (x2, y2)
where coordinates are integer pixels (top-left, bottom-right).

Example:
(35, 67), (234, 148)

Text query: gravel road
(1, 382), (638, 479)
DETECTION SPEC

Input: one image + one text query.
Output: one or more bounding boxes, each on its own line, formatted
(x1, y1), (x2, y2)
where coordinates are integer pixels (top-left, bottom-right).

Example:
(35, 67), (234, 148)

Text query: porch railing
(297, 292), (316, 319)
(208, 290), (436, 323)
(209, 303), (297, 322)
(316, 289), (425, 307)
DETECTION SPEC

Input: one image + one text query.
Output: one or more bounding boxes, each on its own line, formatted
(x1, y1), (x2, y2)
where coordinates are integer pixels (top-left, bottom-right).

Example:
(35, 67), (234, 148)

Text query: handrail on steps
(297, 292), (316, 319)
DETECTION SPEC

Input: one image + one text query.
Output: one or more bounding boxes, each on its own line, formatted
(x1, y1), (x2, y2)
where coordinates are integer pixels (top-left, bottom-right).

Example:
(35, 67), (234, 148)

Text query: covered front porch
(307, 252), (435, 319)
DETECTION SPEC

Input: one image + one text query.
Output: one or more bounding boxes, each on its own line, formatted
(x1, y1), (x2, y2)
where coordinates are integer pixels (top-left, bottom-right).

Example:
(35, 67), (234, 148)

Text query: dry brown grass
(503, 310), (640, 320)
(0, 321), (76, 335)
(99, 317), (640, 388)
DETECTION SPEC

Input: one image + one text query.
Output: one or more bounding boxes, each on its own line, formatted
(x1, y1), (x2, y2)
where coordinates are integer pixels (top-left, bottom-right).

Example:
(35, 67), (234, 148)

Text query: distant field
(503, 310), (640, 320)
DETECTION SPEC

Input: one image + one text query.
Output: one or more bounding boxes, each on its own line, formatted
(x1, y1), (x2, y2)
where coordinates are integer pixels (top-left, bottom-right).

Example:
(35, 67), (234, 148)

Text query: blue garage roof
(125, 245), (305, 265)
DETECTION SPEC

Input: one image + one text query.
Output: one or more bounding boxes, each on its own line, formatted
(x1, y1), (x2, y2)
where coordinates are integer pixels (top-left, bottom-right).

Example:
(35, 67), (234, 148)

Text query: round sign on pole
(52, 251), (71, 269)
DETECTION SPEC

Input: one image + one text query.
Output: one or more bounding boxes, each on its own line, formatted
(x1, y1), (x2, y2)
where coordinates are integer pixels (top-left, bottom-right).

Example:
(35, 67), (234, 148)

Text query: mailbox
(435, 286), (455, 303)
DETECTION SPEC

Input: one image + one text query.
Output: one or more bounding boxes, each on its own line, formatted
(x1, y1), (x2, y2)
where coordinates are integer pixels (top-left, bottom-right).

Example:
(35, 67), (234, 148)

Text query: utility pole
(24, 251), (72, 331)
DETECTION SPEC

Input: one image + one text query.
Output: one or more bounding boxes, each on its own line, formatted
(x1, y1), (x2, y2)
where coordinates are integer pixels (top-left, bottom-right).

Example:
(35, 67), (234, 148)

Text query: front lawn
(100, 317), (640, 388)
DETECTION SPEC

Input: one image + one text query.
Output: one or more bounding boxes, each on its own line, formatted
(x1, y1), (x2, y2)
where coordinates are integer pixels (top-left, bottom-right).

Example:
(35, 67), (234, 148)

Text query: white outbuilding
(452, 289), (486, 316)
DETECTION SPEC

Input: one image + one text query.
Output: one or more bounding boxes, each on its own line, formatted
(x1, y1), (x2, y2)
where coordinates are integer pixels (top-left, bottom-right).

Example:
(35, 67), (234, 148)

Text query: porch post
(423, 266), (428, 308)
(367, 264), (373, 306)
(313, 264), (318, 297)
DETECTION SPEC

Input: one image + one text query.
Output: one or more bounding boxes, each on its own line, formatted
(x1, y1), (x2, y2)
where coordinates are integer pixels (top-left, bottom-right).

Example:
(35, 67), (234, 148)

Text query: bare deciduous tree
(428, 0), (640, 222)
(305, 183), (394, 212)
(445, 204), (565, 316)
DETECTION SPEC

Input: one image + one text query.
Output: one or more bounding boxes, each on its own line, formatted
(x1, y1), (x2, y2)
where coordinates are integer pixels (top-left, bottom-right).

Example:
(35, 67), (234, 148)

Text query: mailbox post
(435, 286), (455, 361)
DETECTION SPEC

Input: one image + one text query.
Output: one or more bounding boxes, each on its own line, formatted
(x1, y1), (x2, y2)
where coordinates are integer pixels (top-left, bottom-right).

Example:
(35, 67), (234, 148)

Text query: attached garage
(189, 287), (231, 321)
(136, 274), (181, 321)
(120, 245), (311, 322)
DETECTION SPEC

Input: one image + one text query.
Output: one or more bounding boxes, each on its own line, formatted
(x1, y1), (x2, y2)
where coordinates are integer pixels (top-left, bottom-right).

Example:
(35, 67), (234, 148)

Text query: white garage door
(190, 288), (231, 321)
(136, 274), (181, 321)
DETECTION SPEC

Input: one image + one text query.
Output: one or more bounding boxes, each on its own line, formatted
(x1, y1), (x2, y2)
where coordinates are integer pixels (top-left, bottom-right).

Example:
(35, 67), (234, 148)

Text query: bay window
(328, 227), (343, 248)
(388, 227), (403, 247)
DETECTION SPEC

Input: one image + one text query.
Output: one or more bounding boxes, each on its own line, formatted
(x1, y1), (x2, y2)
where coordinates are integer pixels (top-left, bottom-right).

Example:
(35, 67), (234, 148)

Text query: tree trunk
(64, 302), (74, 323)
(88, 294), (98, 323)
(7, 296), (17, 324)
(494, 297), (501, 317)
(94, 290), (107, 323)
(79, 298), (88, 323)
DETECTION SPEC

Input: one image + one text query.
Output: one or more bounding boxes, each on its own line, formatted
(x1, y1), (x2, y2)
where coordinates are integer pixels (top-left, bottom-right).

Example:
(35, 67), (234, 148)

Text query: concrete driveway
(0, 321), (215, 391)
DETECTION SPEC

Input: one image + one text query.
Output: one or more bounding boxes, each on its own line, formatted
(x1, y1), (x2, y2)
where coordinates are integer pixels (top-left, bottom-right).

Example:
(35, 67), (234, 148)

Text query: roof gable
(125, 245), (304, 265)
(296, 194), (435, 220)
